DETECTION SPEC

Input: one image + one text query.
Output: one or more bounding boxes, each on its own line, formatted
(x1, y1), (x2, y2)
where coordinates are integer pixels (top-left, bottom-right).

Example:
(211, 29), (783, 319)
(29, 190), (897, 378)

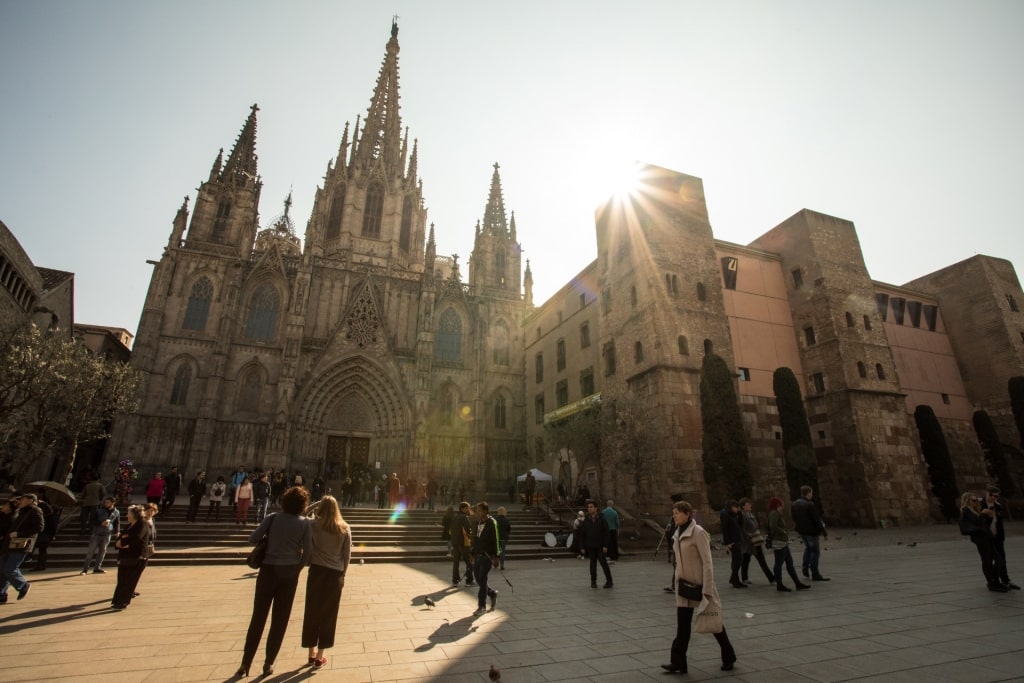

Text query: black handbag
(246, 515), (275, 569)
(677, 579), (703, 602)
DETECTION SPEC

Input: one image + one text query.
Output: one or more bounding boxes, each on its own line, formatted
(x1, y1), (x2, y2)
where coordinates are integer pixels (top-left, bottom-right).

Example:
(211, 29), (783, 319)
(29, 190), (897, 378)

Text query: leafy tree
(0, 321), (140, 485)
(1010, 376), (1024, 450)
(772, 367), (820, 502)
(699, 353), (752, 508)
(543, 402), (607, 493)
(603, 391), (666, 513)
(973, 410), (1015, 495)
(913, 404), (959, 522)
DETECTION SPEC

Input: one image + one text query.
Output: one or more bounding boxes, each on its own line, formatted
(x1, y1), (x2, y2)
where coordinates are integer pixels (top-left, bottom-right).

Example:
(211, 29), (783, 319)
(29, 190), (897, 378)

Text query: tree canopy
(0, 322), (140, 484)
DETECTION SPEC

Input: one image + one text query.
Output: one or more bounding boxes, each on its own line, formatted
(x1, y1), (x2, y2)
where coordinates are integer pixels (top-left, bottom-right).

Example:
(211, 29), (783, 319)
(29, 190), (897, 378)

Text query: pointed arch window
(495, 248), (507, 288)
(494, 395), (507, 429)
(238, 367), (262, 412)
(492, 321), (510, 366)
(326, 184), (346, 239)
(244, 284), (280, 342)
(169, 364), (192, 406)
(183, 277), (213, 331)
(399, 194), (414, 251)
(435, 308), (462, 363)
(362, 180), (385, 238)
(441, 389), (455, 426)
(212, 199), (231, 243)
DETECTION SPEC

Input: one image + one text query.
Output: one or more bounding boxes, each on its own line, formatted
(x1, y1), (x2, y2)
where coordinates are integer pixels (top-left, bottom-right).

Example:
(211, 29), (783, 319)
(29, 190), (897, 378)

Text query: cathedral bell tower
(469, 163), (523, 297)
(182, 104), (263, 259)
(304, 20), (427, 271)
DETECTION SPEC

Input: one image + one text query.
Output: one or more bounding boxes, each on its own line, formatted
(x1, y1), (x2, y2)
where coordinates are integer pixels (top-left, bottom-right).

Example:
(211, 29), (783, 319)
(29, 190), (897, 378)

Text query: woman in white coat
(663, 500), (737, 674)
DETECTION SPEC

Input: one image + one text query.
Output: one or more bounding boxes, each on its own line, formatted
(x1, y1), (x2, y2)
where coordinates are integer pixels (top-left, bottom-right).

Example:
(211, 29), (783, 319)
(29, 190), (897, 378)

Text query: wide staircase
(41, 497), (656, 569)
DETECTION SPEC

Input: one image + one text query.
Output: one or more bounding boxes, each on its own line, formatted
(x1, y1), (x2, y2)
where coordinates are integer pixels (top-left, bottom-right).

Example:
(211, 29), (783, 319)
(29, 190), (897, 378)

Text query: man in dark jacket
(185, 471), (206, 523)
(470, 501), (500, 615)
(579, 499), (613, 588)
(791, 486), (829, 581)
(1, 493), (45, 602)
(163, 466), (183, 510)
(982, 486), (1019, 590)
(450, 502), (474, 586)
(253, 473), (271, 522)
(720, 500), (746, 588)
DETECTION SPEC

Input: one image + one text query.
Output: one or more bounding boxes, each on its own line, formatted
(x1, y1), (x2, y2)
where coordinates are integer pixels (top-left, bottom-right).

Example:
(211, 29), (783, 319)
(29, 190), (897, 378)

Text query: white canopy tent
(515, 468), (553, 505)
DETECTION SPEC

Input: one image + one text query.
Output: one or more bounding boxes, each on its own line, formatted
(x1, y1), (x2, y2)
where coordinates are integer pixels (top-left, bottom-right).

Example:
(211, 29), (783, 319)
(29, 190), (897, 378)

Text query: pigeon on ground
(425, 597), (436, 608)
(907, 542), (917, 548)
(489, 664), (501, 681)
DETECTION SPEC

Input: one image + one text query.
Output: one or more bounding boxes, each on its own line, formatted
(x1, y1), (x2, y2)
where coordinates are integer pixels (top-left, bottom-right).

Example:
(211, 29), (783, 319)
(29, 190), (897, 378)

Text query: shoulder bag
(677, 579), (703, 602)
(246, 515), (275, 569)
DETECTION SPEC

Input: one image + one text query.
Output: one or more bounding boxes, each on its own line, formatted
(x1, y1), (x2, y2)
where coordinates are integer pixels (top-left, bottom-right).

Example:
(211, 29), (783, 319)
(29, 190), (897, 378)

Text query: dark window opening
(891, 297), (906, 325)
(634, 341), (644, 363)
(875, 293), (889, 322)
(183, 277), (213, 331)
(1007, 294), (1020, 312)
(941, 393), (950, 405)
(696, 282), (707, 302)
(863, 314), (873, 330)
(907, 300), (922, 328)
(677, 335), (689, 356)
(494, 396), (507, 429)
(556, 339), (566, 371)
(817, 430), (826, 439)
(399, 194), (414, 252)
(435, 308), (463, 363)
(812, 372), (825, 393)
(792, 269), (803, 289)
(737, 367), (750, 381)
(326, 184), (346, 239)
(535, 353), (544, 383)
(580, 367), (594, 397)
(580, 322), (591, 348)
(361, 181), (384, 238)
(722, 257), (738, 290)
(857, 361), (867, 378)
(923, 305), (938, 331)
(703, 339), (713, 355)
(535, 394), (545, 424)
(630, 285), (637, 308)
(556, 380), (569, 408)
(170, 364), (191, 406)
(845, 312), (855, 328)
(804, 326), (816, 346)
(875, 363), (886, 380)
(604, 342), (617, 376)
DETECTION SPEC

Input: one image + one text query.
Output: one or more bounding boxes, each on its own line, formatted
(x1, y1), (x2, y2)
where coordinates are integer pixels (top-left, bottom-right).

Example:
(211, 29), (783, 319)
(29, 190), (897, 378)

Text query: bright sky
(2, 1), (1022, 335)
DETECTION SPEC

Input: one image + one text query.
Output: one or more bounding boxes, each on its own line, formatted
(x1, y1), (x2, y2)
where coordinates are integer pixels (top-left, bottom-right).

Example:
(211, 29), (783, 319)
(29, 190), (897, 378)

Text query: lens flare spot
(389, 502), (406, 524)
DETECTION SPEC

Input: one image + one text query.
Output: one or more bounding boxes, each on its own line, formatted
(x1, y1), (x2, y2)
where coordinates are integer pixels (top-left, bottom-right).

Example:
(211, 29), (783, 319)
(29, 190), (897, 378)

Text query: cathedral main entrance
(324, 435), (370, 500)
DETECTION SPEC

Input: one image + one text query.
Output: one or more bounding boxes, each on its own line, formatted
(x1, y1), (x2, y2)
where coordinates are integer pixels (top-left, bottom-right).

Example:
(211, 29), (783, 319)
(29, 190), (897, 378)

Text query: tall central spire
(353, 20), (403, 174)
(482, 162), (509, 237)
(222, 103), (259, 181)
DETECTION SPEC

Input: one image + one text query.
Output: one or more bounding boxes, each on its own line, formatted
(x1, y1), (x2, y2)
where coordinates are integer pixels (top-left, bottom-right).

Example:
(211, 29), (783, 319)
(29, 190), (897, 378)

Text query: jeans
(587, 548), (613, 585)
(800, 534), (821, 575)
(80, 505), (98, 534)
(255, 498), (270, 523)
(83, 534), (112, 571)
(243, 564), (303, 668)
(452, 546), (472, 584)
(773, 545), (802, 586)
(0, 550), (29, 597)
(473, 555), (498, 609)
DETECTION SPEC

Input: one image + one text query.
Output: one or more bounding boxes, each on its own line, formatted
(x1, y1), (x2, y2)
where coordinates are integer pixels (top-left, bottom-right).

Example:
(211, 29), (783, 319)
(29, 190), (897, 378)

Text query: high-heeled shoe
(262, 664), (274, 676)
(234, 664), (249, 677)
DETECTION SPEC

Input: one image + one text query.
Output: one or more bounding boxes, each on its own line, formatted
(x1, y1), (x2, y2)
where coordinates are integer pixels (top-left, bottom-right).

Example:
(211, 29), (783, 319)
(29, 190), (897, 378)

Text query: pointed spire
(349, 114), (361, 168)
(353, 22), (403, 173)
(400, 126), (409, 171)
(335, 121), (350, 169)
(509, 210), (517, 241)
(407, 138), (419, 182)
(482, 162), (509, 237)
(222, 103), (259, 181)
(524, 258), (534, 306)
(425, 222), (436, 269)
(209, 148), (223, 182)
(169, 196), (190, 248)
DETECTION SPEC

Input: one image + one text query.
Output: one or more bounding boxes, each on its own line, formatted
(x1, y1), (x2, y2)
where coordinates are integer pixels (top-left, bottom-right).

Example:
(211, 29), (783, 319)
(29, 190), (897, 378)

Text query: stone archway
(292, 355), (412, 486)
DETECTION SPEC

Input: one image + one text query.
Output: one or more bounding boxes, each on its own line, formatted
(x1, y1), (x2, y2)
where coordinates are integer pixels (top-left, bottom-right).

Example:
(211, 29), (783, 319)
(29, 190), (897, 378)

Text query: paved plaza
(1, 525), (1022, 682)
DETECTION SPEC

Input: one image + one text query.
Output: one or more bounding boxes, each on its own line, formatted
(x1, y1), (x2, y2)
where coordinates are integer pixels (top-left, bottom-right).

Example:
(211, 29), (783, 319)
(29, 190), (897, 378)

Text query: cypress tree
(699, 353), (753, 508)
(772, 367), (820, 502)
(1010, 376), (1024, 450)
(913, 404), (960, 522)
(973, 410), (1015, 495)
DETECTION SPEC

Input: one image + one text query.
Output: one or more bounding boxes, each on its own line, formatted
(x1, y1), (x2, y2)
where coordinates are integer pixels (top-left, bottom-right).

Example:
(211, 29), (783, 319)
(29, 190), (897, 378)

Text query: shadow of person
(410, 585), (461, 608)
(415, 613), (479, 652)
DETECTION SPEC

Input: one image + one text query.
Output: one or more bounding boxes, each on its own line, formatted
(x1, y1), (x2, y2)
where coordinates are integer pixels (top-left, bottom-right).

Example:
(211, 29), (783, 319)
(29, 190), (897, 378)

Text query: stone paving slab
(1, 530), (1022, 682)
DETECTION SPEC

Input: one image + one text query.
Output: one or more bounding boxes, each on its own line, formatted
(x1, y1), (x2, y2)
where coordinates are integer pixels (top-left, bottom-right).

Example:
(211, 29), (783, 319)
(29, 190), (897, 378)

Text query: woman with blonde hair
(960, 492), (1005, 592)
(302, 495), (353, 669)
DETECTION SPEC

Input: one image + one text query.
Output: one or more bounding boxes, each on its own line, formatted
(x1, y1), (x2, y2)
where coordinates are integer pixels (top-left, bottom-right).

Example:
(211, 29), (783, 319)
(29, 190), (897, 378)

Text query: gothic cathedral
(108, 23), (530, 494)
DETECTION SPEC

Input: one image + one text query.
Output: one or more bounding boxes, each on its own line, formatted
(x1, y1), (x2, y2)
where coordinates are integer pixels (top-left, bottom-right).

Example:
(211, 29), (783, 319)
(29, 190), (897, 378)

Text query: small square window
(818, 430), (826, 440)
(737, 367), (750, 381)
(811, 372), (825, 393)
(941, 393), (950, 405)
(774, 430), (782, 440)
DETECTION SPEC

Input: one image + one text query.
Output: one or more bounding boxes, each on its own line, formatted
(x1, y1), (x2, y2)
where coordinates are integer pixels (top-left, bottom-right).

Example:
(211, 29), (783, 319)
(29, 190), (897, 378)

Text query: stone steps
(38, 500), (658, 567)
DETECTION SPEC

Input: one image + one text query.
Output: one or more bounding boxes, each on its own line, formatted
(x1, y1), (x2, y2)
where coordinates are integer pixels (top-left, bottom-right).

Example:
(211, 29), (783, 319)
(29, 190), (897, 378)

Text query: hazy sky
(2, 1), (1022, 335)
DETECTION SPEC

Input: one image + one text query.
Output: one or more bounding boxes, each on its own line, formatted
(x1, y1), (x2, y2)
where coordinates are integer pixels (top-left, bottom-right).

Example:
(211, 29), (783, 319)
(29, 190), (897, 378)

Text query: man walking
(79, 476), (106, 534)
(81, 497), (120, 574)
(720, 500), (746, 588)
(185, 471), (206, 523)
(579, 499), (613, 588)
(602, 499), (621, 562)
(163, 466), (183, 510)
(253, 473), (271, 523)
(791, 486), (829, 581)
(470, 501), (500, 615)
(450, 501), (474, 586)
(1, 493), (44, 603)
(982, 486), (1020, 590)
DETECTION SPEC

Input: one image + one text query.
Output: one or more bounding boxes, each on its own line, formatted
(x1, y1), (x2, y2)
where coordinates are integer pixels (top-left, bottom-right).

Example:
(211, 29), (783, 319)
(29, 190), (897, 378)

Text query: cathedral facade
(107, 23), (530, 495)
(105, 22), (1024, 524)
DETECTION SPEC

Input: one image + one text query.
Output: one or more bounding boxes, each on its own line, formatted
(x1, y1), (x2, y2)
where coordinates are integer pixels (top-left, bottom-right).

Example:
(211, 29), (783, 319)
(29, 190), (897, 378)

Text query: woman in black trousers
(960, 492), (1007, 592)
(111, 505), (151, 609)
(302, 495), (353, 669)
(237, 487), (313, 677)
